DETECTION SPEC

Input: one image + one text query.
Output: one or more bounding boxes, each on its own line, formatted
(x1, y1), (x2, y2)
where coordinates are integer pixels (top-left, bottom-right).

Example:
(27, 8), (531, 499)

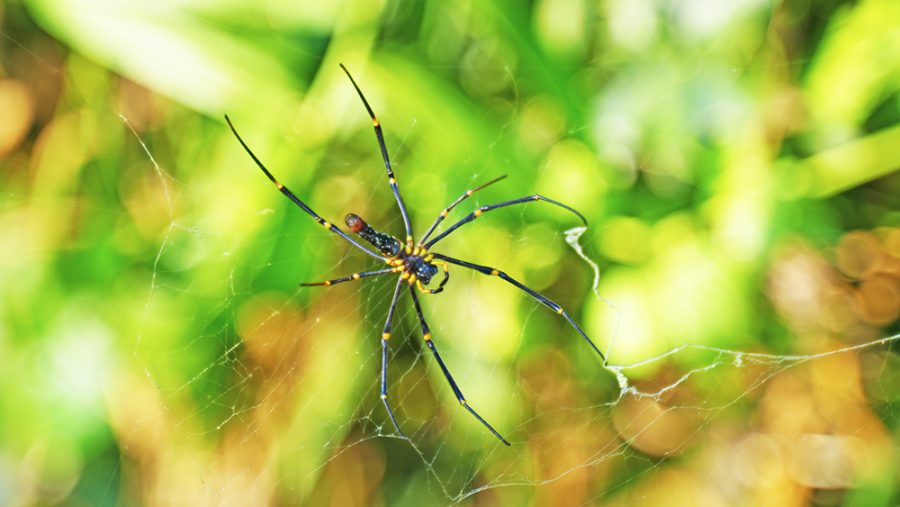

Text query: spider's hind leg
(408, 287), (511, 446)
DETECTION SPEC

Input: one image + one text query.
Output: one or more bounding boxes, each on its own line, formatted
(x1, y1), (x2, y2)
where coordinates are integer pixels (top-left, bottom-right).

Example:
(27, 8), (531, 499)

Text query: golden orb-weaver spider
(225, 64), (605, 446)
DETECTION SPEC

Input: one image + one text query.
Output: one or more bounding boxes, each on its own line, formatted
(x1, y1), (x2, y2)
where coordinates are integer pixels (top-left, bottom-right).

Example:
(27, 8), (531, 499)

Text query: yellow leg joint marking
(459, 399), (467, 406)
(401, 272), (410, 280)
(382, 332), (391, 340)
(373, 118), (380, 127)
(324, 280), (332, 286)
(440, 210), (448, 218)
(533, 195), (541, 200)
(491, 269), (499, 276)
(408, 274), (418, 285)
(556, 307), (564, 315)
(389, 177), (396, 185)
(474, 209), (483, 217)
(352, 273), (361, 279)
(412, 246), (421, 256)
(424, 254), (434, 262)
(276, 182), (284, 189)
(392, 259), (405, 266)
(381, 394), (387, 399)
(323, 222), (332, 229)
(466, 189), (474, 196)
(423, 333), (432, 341)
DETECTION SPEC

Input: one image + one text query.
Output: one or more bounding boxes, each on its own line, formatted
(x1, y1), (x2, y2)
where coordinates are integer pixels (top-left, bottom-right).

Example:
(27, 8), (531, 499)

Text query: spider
(225, 64), (606, 446)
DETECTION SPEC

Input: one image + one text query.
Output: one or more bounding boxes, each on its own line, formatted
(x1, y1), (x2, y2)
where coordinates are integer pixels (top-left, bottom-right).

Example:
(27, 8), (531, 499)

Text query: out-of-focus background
(1, 0), (899, 505)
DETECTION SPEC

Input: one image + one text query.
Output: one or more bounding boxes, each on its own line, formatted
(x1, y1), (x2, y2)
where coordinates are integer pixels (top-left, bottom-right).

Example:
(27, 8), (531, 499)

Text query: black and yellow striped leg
(408, 287), (511, 446)
(433, 254), (606, 364)
(300, 267), (396, 287)
(225, 115), (387, 262)
(425, 194), (588, 248)
(339, 64), (413, 243)
(418, 175), (508, 246)
(381, 278), (406, 437)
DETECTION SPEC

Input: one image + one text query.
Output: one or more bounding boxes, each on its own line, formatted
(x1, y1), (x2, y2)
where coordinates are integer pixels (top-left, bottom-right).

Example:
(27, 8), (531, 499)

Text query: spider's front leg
(340, 64), (413, 244)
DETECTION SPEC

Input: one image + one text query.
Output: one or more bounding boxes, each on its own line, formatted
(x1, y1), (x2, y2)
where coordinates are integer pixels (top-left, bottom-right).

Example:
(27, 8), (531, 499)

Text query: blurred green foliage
(1, 0), (898, 505)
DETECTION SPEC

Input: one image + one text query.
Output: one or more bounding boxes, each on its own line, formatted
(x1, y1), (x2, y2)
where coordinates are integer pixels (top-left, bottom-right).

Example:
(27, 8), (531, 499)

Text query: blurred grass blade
(781, 124), (900, 199)
(24, 0), (301, 117)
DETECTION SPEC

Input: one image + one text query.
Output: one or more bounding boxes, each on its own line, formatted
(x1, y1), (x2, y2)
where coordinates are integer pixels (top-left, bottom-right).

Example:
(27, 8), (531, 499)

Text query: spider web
(120, 114), (900, 506)
(3, 4), (899, 504)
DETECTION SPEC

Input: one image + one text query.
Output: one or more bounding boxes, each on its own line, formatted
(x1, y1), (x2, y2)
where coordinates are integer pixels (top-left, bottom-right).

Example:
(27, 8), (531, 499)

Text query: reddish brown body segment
(345, 213), (366, 233)
(344, 213), (402, 257)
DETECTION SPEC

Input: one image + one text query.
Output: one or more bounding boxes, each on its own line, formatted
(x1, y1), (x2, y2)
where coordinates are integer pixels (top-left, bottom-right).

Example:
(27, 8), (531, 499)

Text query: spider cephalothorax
(391, 245), (448, 293)
(399, 250), (441, 286)
(225, 63), (606, 447)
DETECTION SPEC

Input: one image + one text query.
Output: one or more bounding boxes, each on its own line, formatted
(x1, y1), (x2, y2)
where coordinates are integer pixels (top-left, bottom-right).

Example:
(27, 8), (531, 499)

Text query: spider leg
(424, 195), (587, 249)
(225, 115), (386, 261)
(380, 278), (406, 438)
(300, 267), (398, 287)
(418, 175), (508, 246)
(339, 64), (413, 245)
(408, 287), (511, 446)
(433, 253), (606, 364)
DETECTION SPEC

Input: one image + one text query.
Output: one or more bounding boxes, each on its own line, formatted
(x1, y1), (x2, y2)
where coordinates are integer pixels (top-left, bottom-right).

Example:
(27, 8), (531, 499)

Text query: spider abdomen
(345, 213), (401, 256)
